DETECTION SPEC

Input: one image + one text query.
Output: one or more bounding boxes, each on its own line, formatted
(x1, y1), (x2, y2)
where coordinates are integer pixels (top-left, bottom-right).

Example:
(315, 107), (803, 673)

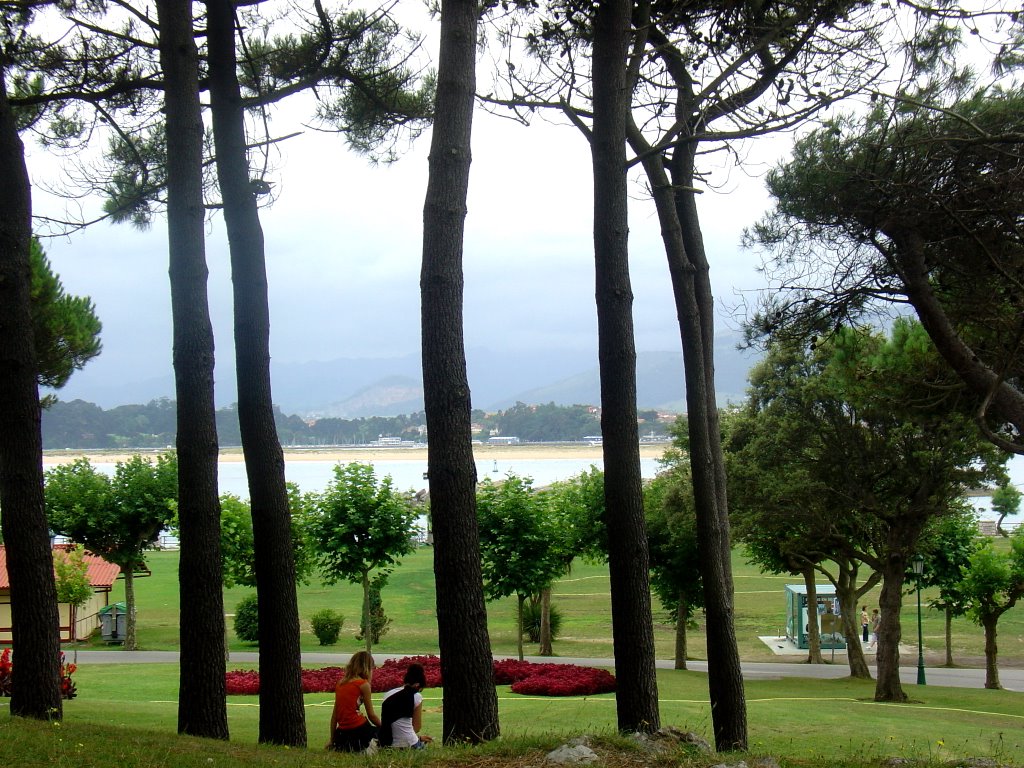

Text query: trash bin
(99, 602), (126, 644)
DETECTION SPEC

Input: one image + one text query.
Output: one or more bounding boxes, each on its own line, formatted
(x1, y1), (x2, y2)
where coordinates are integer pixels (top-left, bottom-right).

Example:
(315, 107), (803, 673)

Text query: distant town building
(488, 436), (520, 445)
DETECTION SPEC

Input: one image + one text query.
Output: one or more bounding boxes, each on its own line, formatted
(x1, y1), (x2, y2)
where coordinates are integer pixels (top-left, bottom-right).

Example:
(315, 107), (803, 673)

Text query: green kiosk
(784, 584), (847, 650)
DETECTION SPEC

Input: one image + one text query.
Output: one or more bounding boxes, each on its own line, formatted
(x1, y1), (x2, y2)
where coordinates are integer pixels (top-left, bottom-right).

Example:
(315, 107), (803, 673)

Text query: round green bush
(233, 595), (260, 643)
(310, 608), (344, 646)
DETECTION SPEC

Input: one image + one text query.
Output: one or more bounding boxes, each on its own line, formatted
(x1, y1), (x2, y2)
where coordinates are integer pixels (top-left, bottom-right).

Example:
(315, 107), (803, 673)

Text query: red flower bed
(0, 648), (10, 697)
(225, 668), (261, 695)
(301, 666), (345, 693)
(225, 655), (613, 697)
(508, 664), (615, 696)
(370, 655), (442, 692)
(0, 648), (77, 700)
(492, 658), (543, 685)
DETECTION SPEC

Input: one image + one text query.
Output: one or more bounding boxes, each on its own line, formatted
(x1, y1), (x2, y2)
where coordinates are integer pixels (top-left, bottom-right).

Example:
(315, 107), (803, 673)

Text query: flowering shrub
(225, 654), (613, 698)
(0, 648), (78, 700)
(0, 649), (11, 697)
(60, 653), (77, 700)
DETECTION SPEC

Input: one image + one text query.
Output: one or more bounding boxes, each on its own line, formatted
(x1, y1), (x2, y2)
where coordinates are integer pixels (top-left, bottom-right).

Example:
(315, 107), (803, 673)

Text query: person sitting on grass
(378, 662), (433, 749)
(328, 650), (380, 752)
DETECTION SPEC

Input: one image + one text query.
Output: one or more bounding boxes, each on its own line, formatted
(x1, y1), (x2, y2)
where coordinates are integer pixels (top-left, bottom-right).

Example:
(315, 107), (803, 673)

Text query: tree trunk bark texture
(539, 587), (553, 656)
(361, 572), (372, 653)
(420, 0), (499, 744)
(124, 570), (137, 651)
(945, 607), (954, 667)
(626, 109), (745, 748)
(155, 0), (229, 740)
(834, 559), (873, 679)
(592, 0), (660, 735)
(674, 596), (688, 670)
(672, 149), (748, 752)
(802, 571), (824, 664)
(0, 71), (63, 721)
(207, 0), (306, 745)
(873, 554), (908, 702)
(983, 615), (1000, 690)
(517, 595), (525, 662)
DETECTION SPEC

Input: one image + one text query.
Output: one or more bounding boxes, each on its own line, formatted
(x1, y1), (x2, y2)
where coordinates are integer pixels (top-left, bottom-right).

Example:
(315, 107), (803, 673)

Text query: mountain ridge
(51, 340), (759, 417)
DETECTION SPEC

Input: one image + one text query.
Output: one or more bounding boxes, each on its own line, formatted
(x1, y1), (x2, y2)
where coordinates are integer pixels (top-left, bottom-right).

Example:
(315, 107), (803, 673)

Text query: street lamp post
(912, 554), (926, 685)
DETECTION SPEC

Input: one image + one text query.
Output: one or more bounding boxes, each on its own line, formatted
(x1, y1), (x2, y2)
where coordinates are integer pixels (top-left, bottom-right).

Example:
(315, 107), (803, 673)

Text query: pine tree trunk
(155, 0), (229, 740)
(626, 73), (745, 747)
(420, 0), (499, 744)
(592, 0), (660, 735)
(670, 143), (747, 753)
(207, 0), (304, 745)
(0, 71), (63, 721)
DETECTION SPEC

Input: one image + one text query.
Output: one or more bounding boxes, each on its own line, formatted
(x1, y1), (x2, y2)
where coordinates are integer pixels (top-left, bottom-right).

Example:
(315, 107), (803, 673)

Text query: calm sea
(219, 456), (662, 498)
(89, 453), (1023, 529)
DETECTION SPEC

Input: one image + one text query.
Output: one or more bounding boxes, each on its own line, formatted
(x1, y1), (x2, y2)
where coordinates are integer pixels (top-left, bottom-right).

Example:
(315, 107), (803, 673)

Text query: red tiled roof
(0, 545), (121, 590)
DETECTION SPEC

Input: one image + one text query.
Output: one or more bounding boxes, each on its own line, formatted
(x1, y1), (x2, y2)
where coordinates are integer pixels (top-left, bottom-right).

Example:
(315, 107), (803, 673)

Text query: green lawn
(87, 545), (1024, 667)
(5, 661), (1020, 765)
(4, 544), (1022, 767)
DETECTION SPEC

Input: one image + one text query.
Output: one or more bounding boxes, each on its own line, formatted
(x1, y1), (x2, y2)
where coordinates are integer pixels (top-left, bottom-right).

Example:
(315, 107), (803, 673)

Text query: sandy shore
(43, 442), (670, 465)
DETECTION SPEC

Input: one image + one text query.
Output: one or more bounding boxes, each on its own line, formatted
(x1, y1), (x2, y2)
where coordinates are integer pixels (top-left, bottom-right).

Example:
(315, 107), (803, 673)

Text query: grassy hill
(89, 545), (1023, 666)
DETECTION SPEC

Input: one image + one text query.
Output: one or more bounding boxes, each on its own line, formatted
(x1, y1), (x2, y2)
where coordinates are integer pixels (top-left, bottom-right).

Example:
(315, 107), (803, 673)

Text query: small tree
(355, 574), (391, 645)
(45, 453), (178, 650)
(52, 545), (93, 609)
(549, 466), (607, 561)
(644, 470), (703, 670)
(991, 483), (1022, 539)
(917, 507), (983, 666)
(209, 483), (313, 589)
(477, 474), (565, 661)
(307, 463), (417, 652)
(959, 529), (1024, 689)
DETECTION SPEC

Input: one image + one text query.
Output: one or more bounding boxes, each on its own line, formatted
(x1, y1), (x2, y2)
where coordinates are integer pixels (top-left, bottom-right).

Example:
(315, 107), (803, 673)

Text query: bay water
(220, 456), (662, 498)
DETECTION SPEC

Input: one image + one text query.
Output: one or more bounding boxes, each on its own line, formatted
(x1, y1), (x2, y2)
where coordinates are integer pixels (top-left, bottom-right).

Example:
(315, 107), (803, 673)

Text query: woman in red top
(328, 651), (380, 751)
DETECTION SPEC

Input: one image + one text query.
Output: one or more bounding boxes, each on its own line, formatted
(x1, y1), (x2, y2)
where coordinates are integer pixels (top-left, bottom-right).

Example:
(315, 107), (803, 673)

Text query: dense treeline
(40, 398), (668, 449)
(486, 402), (600, 442)
(40, 398), (426, 450)
(481, 401), (661, 442)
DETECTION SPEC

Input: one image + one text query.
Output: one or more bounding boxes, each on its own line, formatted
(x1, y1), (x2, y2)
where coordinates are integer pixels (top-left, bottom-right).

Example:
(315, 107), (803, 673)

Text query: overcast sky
(27, 10), (781, 396)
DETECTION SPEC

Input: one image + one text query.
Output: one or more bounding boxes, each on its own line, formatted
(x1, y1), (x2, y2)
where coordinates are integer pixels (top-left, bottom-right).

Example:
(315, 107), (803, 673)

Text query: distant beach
(43, 442), (670, 466)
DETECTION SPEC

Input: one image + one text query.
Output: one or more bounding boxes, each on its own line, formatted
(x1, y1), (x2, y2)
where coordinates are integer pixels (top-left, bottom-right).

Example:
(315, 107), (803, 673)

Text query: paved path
(64, 650), (1023, 692)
